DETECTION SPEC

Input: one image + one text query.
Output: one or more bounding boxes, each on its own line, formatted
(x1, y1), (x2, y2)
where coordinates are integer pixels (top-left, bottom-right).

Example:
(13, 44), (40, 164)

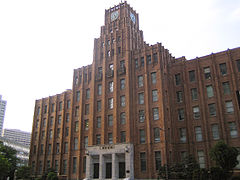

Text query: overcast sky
(0, 0), (240, 133)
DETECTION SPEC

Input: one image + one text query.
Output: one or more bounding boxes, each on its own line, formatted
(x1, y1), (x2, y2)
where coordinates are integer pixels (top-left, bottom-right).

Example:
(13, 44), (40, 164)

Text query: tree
(47, 171), (58, 180)
(16, 165), (31, 180)
(210, 140), (239, 179)
(0, 154), (10, 179)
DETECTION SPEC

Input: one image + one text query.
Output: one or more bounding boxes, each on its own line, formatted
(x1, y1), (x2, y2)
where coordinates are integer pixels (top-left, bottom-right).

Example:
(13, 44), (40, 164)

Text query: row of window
(134, 53), (158, 69)
(37, 100), (71, 115)
(137, 72), (157, 87)
(175, 60), (240, 85)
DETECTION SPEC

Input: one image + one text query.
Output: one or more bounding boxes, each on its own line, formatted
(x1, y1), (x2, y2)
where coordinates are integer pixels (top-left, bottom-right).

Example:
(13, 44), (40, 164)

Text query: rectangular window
(135, 59), (138, 68)
(211, 124), (220, 140)
(140, 152), (147, 172)
(181, 151), (187, 161)
(140, 57), (144, 67)
(109, 81), (114, 93)
(44, 105), (47, 114)
(189, 70), (196, 82)
(206, 85), (214, 97)
(176, 91), (183, 103)
(139, 129), (146, 144)
(76, 91), (80, 102)
(108, 133), (113, 144)
(97, 116), (101, 128)
(74, 137), (78, 150)
(97, 100), (101, 112)
(153, 107), (159, 120)
(193, 106), (200, 119)
(139, 110), (145, 122)
(48, 144), (51, 154)
(83, 157), (86, 173)
(225, 101), (234, 113)
(67, 100), (71, 109)
(84, 136), (88, 148)
(56, 143), (60, 154)
(75, 121), (79, 132)
(151, 72), (157, 84)
(108, 98), (113, 109)
(49, 130), (52, 139)
(120, 131), (126, 143)
(208, 103), (216, 116)
(155, 151), (161, 170)
(138, 75), (144, 87)
(85, 104), (89, 115)
(154, 128), (160, 143)
(73, 157), (77, 174)
(58, 115), (62, 124)
(59, 102), (62, 111)
(191, 88), (198, 100)
(63, 160), (67, 174)
(120, 78), (125, 90)
(51, 104), (55, 113)
(219, 63), (227, 75)
(64, 142), (68, 153)
(139, 93), (144, 104)
(222, 82), (231, 95)
(120, 95), (126, 107)
(195, 126), (203, 142)
(175, 73), (181, 85)
(228, 122), (238, 138)
(39, 161), (42, 174)
(65, 127), (69, 137)
(66, 113), (70, 122)
(96, 134), (101, 145)
(86, 89), (90, 99)
(237, 60), (240, 72)
(84, 119), (89, 130)
(197, 151), (205, 168)
(153, 53), (158, 63)
(204, 67), (211, 79)
(108, 115), (113, 127)
(179, 128), (186, 143)
(57, 128), (60, 138)
(147, 55), (151, 64)
(152, 90), (158, 102)
(178, 108), (185, 121)
(120, 112), (126, 124)
(55, 160), (58, 172)
(47, 160), (50, 169)
(97, 84), (102, 95)
(43, 118), (46, 127)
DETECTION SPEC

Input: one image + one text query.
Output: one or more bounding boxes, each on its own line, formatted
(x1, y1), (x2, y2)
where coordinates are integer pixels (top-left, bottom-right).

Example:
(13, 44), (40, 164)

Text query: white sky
(0, 0), (240, 133)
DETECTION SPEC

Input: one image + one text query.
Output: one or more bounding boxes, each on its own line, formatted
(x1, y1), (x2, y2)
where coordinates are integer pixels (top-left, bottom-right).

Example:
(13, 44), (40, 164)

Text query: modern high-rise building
(0, 95), (7, 136)
(29, 2), (240, 179)
(2, 129), (31, 146)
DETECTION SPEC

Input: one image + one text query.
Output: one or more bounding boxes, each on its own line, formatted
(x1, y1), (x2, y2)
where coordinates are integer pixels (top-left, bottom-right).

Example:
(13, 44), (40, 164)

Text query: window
(225, 101), (234, 113)
(189, 70), (196, 82)
(97, 116), (101, 128)
(237, 60), (240, 72)
(97, 84), (102, 95)
(147, 55), (151, 64)
(96, 134), (101, 145)
(118, 47), (121, 54)
(153, 108), (159, 120)
(64, 142), (68, 153)
(49, 130), (53, 139)
(151, 72), (157, 84)
(175, 73), (181, 85)
(140, 152), (147, 171)
(76, 91), (80, 102)
(108, 98), (113, 109)
(176, 91), (183, 103)
(107, 50), (110, 57)
(55, 160), (58, 172)
(56, 143), (60, 154)
(51, 104), (55, 113)
(120, 95), (126, 107)
(36, 119), (39, 128)
(85, 104), (89, 115)
(97, 100), (101, 112)
(180, 151), (187, 161)
(47, 160), (50, 169)
(140, 57), (144, 67)
(155, 151), (161, 170)
(138, 75), (144, 87)
(120, 112), (126, 124)
(152, 90), (158, 102)
(39, 161), (42, 174)
(120, 60), (125, 68)
(74, 138), (78, 150)
(67, 100), (71, 109)
(86, 89), (90, 99)
(191, 88), (198, 100)
(66, 113), (70, 122)
(109, 64), (114, 71)
(195, 126), (203, 142)
(58, 115), (61, 124)
(84, 136), (88, 148)
(204, 67), (211, 79)
(139, 129), (146, 144)
(75, 121), (79, 132)
(222, 82), (231, 95)
(65, 127), (69, 137)
(57, 128), (60, 138)
(108, 133), (113, 144)
(135, 59), (138, 68)
(193, 106), (200, 119)
(33, 145), (36, 154)
(153, 53), (158, 63)
(206, 85), (214, 97)
(211, 124), (220, 140)
(108, 115), (113, 126)
(119, 131), (126, 143)
(139, 110), (145, 122)
(83, 156), (86, 173)
(109, 81), (114, 92)
(43, 118), (46, 127)
(139, 93), (144, 104)
(48, 144), (51, 154)
(197, 151), (205, 168)
(44, 105), (47, 114)
(120, 78), (125, 90)
(228, 122), (238, 138)
(179, 128), (186, 143)
(178, 108), (185, 121)
(208, 103), (216, 116)
(59, 102), (62, 111)
(154, 128), (160, 143)
(219, 63), (227, 75)
(63, 160), (67, 174)
(73, 157), (77, 174)
(84, 119), (89, 130)
(37, 107), (40, 115)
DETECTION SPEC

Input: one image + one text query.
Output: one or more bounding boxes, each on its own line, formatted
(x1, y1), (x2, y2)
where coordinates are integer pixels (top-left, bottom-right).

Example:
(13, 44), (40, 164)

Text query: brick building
(29, 2), (240, 179)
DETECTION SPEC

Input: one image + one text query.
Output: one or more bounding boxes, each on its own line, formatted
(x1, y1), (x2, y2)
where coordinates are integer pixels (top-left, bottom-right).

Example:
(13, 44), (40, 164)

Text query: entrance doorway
(119, 162), (126, 178)
(93, 163), (99, 178)
(106, 162), (112, 178)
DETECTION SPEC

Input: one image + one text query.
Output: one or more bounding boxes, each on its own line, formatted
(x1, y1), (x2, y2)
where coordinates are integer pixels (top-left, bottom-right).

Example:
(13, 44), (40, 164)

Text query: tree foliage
(0, 154), (10, 179)
(16, 165), (31, 179)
